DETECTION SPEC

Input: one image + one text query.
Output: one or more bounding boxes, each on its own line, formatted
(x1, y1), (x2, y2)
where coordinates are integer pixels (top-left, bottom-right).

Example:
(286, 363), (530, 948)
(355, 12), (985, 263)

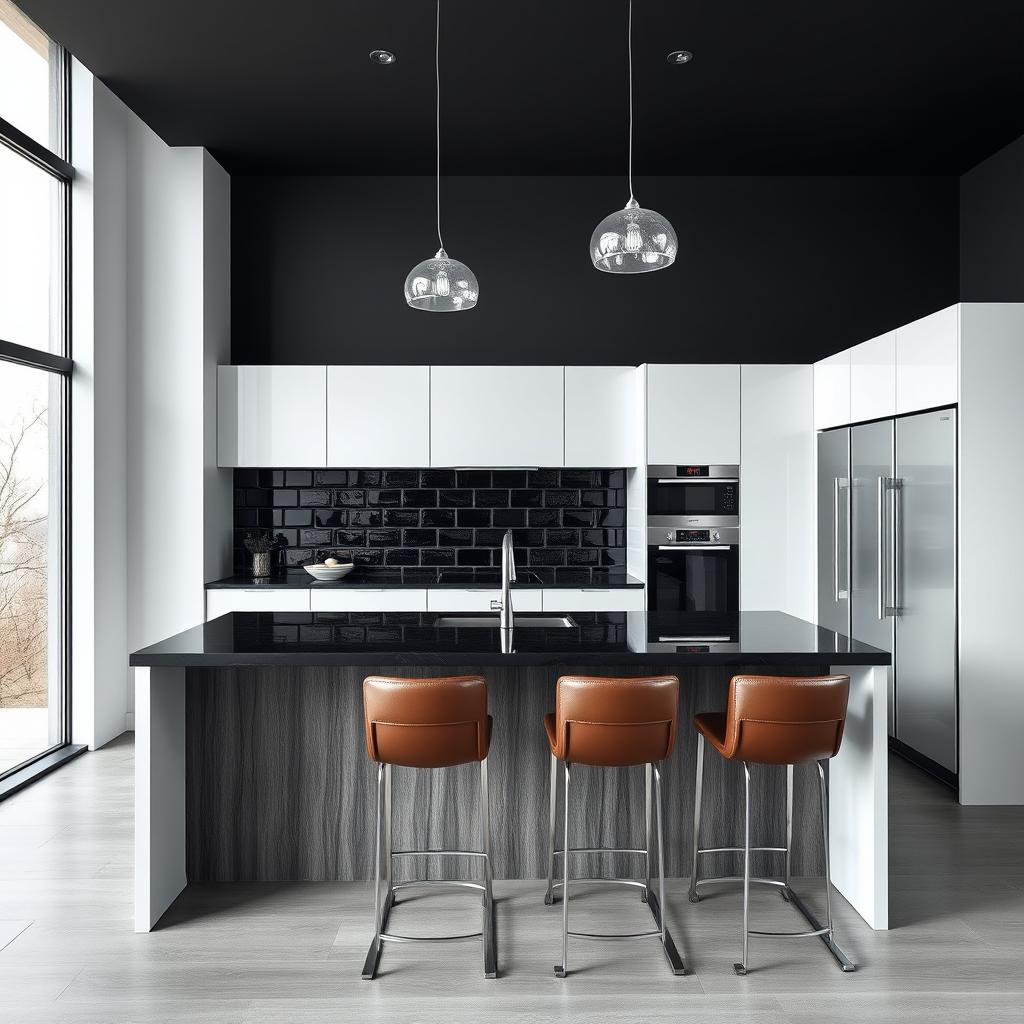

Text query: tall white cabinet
(646, 364), (740, 464)
(740, 364), (814, 621)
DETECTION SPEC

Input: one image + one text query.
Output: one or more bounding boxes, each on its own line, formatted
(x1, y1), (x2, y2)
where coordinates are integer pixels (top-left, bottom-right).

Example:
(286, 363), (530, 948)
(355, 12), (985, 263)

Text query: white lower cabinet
(206, 588), (311, 620)
(426, 589), (543, 612)
(310, 589), (428, 612)
(542, 588), (644, 612)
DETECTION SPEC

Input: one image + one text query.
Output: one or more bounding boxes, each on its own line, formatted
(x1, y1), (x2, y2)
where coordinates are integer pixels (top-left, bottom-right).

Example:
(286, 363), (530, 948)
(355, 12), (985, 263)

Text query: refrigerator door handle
(833, 476), (849, 601)
(891, 478), (902, 616)
(877, 476), (887, 620)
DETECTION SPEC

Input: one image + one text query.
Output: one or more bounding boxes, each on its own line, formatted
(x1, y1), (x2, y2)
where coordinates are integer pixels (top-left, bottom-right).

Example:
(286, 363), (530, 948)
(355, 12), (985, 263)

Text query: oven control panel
(667, 528), (720, 543)
(647, 525), (740, 547)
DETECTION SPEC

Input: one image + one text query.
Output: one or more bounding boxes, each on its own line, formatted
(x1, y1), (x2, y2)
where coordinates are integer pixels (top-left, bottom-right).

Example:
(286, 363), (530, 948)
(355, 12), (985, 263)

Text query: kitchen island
(130, 610), (889, 941)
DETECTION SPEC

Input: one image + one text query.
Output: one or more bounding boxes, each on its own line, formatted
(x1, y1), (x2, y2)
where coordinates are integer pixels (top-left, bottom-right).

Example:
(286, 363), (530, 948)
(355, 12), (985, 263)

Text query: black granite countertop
(130, 611), (890, 668)
(205, 569), (644, 590)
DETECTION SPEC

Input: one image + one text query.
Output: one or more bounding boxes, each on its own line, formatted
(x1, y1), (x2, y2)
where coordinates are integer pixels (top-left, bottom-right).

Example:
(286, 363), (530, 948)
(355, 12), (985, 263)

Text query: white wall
(71, 63), (130, 749)
(71, 63), (231, 742)
(740, 364), (815, 620)
(958, 303), (1024, 804)
(202, 153), (233, 583)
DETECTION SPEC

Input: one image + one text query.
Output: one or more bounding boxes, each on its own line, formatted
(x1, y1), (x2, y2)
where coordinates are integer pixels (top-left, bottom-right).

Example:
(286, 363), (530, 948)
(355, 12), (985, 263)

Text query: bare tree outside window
(0, 409), (49, 710)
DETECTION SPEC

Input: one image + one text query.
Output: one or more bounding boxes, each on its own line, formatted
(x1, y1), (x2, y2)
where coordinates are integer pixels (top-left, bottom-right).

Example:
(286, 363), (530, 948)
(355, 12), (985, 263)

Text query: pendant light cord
(435, 0), (444, 254)
(627, 0), (634, 204)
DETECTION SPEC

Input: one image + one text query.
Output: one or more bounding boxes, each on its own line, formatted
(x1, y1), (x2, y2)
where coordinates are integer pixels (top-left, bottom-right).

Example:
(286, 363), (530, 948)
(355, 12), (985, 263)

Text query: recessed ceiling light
(370, 49), (396, 65)
(667, 50), (693, 65)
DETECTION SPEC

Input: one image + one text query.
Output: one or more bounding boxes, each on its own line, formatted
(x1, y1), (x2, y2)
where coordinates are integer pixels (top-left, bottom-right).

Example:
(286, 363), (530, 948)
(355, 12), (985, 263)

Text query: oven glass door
(647, 545), (739, 614)
(647, 480), (739, 518)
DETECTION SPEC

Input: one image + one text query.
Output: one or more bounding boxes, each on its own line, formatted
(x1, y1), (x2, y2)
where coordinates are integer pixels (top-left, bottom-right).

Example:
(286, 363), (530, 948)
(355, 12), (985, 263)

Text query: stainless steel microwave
(647, 465), (739, 527)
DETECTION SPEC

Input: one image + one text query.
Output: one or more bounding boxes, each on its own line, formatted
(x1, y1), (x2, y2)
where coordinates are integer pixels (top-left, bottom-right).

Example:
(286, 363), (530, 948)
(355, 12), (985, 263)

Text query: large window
(0, 0), (71, 782)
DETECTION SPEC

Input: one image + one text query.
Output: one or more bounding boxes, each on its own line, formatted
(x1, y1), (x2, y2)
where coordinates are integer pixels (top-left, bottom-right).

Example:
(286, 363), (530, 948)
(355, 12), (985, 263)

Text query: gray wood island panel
(185, 663), (829, 882)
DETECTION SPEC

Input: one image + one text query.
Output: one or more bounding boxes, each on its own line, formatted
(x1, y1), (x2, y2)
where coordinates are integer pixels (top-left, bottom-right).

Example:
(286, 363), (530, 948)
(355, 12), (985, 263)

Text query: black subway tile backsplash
(234, 467), (627, 582)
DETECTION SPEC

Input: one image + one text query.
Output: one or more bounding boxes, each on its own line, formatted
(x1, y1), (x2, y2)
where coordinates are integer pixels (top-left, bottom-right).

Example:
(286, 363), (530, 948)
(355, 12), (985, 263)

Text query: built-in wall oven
(647, 526), (740, 615)
(647, 465), (740, 620)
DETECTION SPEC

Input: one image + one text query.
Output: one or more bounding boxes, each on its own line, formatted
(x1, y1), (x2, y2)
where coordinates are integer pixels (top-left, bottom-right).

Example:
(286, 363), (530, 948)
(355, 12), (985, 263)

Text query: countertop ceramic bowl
(303, 563), (355, 582)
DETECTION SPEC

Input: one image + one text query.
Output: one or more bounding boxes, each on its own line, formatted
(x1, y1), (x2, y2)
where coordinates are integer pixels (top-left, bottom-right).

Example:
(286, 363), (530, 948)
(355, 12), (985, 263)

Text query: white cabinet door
(850, 332), (896, 423)
(564, 366), (639, 467)
(426, 589), (543, 612)
(309, 589), (428, 612)
(813, 350), (851, 430)
(327, 366), (429, 466)
(206, 588), (311, 620)
(218, 365), (327, 467)
(740, 365), (815, 621)
(542, 588), (645, 612)
(430, 366), (564, 466)
(896, 304), (959, 414)
(646, 364), (740, 465)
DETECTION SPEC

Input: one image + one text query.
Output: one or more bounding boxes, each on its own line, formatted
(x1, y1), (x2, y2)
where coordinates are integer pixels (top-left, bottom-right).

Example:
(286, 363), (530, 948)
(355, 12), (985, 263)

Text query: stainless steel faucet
(491, 529), (517, 630)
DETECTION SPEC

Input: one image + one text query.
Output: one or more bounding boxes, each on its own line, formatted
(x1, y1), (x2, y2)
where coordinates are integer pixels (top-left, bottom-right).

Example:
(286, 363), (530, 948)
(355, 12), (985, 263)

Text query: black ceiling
(16, 0), (1024, 175)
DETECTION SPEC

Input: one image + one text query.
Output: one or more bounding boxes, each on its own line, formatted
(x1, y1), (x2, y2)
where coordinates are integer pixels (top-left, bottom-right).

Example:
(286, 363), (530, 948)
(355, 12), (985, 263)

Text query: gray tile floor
(1, 734), (1022, 1022)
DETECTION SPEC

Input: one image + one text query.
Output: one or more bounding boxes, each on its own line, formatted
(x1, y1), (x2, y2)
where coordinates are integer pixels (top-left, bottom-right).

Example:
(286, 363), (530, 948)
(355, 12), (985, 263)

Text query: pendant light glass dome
(404, 0), (478, 311)
(405, 248), (478, 311)
(591, 0), (677, 275)
(591, 198), (678, 272)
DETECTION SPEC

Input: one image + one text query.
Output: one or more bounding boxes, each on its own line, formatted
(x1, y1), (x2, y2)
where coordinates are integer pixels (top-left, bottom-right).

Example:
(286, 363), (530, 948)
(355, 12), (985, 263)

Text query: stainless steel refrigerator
(817, 408), (957, 776)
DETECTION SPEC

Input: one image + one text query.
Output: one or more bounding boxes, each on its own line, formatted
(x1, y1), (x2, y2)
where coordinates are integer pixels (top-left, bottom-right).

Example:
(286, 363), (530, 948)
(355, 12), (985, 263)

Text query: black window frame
(0, 40), (81, 796)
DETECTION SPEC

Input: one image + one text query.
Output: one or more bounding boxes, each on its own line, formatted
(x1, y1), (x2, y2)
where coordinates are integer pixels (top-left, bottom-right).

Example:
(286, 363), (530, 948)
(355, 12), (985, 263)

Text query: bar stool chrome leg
(544, 752), (558, 905)
(362, 757), (497, 981)
(643, 762), (653, 902)
(782, 763), (794, 902)
(552, 760), (685, 978)
(481, 757), (496, 979)
(555, 762), (571, 977)
(363, 763), (389, 979)
(735, 762), (752, 974)
(688, 732), (705, 903)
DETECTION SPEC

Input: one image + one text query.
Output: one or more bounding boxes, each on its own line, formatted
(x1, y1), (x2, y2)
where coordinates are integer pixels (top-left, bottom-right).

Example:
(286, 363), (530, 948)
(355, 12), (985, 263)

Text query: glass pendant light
(590, 0), (677, 274)
(404, 0), (478, 310)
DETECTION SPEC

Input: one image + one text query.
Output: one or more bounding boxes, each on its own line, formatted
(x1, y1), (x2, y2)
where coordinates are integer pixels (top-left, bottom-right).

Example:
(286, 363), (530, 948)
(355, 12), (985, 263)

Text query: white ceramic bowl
(304, 562), (355, 582)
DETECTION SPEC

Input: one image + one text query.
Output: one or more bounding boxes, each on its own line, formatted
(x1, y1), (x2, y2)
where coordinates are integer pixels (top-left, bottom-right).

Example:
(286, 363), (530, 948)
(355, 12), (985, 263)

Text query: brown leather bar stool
(543, 674), (685, 978)
(688, 673), (853, 975)
(361, 675), (496, 980)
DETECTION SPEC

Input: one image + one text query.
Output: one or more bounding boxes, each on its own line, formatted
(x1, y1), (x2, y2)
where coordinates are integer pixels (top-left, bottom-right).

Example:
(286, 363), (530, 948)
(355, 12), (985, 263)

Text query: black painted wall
(231, 174), (959, 366)
(960, 134), (1024, 301)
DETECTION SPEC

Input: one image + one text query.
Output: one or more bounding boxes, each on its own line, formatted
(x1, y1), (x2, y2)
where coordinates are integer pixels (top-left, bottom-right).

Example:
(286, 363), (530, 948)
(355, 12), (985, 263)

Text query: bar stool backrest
(552, 675), (680, 767)
(363, 675), (490, 768)
(724, 674), (850, 765)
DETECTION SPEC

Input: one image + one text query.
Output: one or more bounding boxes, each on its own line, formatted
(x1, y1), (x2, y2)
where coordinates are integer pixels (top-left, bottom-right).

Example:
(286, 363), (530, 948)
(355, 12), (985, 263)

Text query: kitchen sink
(433, 615), (576, 629)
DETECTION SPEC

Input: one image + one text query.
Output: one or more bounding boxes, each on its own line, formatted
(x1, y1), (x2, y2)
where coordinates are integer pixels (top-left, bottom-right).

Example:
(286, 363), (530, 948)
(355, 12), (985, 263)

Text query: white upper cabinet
(429, 366), (564, 467)
(646, 364), (740, 465)
(850, 331), (896, 423)
(218, 365), (326, 467)
(564, 366), (639, 467)
(327, 365), (429, 466)
(896, 304), (959, 414)
(813, 350), (851, 430)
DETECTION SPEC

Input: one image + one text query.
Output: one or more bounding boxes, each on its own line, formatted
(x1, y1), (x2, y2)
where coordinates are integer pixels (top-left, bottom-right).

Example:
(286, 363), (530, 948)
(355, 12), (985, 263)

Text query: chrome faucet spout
(492, 529), (517, 631)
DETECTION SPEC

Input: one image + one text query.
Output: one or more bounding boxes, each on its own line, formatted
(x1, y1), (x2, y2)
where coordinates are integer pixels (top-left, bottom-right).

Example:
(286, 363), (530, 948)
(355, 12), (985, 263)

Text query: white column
(134, 666), (186, 932)
(827, 663), (889, 929)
